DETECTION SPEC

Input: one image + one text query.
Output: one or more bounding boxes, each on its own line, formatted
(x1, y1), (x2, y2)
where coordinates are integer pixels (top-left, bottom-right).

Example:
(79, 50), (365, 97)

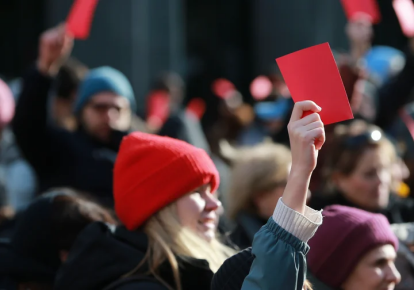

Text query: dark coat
(12, 67), (129, 205)
(229, 212), (267, 250)
(54, 222), (214, 290)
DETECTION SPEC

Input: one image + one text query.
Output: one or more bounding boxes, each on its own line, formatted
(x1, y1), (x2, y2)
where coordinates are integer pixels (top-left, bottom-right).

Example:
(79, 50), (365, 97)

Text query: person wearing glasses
(310, 120), (414, 224)
(12, 25), (136, 206)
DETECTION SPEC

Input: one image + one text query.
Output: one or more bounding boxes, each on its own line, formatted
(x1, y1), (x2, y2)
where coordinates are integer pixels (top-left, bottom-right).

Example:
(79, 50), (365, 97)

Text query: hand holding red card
(341, 0), (381, 24)
(276, 43), (353, 125)
(393, 0), (414, 37)
(66, 0), (99, 39)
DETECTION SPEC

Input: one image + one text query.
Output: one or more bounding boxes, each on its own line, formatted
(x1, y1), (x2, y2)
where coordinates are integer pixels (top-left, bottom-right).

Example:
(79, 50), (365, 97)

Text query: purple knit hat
(308, 205), (398, 288)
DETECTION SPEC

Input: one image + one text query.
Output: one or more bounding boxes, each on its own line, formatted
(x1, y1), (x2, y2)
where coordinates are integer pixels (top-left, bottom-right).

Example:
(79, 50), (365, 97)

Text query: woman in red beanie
(54, 122), (234, 290)
(307, 205), (401, 290)
(55, 100), (324, 290)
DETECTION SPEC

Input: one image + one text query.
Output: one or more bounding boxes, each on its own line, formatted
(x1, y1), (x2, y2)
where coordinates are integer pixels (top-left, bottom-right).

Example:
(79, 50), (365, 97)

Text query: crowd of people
(1, 15), (414, 290)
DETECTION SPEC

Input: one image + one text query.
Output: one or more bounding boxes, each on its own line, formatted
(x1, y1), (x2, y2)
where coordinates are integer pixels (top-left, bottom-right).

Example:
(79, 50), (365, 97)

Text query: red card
(341, 0), (381, 24)
(393, 0), (414, 37)
(147, 90), (170, 128)
(66, 0), (99, 39)
(276, 43), (353, 125)
(186, 98), (206, 120)
(212, 78), (236, 99)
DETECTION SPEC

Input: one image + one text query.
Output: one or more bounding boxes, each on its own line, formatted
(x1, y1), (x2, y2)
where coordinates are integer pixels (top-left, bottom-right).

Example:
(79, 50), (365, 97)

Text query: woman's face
(254, 163), (291, 219)
(176, 184), (221, 242)
(336, 147), (392, 211)
(342, 244), (400, 290)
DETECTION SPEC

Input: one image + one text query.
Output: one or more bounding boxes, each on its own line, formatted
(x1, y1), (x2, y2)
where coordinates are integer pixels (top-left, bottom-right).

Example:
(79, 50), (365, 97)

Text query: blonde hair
(221, 140), (292, 220)
(124, 203), (234, 290)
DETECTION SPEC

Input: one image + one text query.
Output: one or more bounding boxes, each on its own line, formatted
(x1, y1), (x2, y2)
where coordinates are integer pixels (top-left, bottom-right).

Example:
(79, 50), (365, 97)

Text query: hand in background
(37, 24), (74, 76)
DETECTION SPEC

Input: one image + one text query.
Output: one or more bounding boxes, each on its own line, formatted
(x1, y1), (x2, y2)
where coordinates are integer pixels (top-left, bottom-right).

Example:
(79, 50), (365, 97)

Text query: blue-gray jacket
(212, 199), (322, 290)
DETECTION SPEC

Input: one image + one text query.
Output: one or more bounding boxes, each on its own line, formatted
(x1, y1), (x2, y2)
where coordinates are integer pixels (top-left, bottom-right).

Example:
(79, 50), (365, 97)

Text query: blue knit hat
(73, 66), (137, 114)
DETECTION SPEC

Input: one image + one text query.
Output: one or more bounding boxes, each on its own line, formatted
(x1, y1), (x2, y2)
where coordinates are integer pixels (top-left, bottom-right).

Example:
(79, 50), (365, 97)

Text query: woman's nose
(205, 193), (221, 211)
(385, 262), (401, 285)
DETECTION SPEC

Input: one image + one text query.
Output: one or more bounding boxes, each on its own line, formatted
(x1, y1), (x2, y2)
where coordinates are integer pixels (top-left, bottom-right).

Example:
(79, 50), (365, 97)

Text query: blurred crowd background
(2, 0), (414, 289)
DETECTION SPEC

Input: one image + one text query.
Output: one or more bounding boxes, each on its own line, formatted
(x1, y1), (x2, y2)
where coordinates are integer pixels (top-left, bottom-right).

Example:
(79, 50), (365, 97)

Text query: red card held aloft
(341, 0), (381, 24)
(393, 0), (414, 37)
(66, 0), (99, 39)
(276, 43), (353, 125)
(186, 98), (206, 120)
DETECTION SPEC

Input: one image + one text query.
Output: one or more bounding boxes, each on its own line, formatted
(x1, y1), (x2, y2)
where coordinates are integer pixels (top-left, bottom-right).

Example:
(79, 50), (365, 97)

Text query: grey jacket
(0, 128), (36, 210)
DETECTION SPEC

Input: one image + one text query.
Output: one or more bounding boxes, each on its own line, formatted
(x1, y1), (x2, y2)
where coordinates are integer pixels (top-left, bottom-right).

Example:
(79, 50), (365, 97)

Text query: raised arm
(241, 101), (324, 290)
(12, 25), (73, 173)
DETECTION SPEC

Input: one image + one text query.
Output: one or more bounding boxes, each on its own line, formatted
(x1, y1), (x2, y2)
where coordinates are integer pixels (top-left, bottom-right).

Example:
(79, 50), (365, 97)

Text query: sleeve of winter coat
(12, 66), (72, 177)
(241, 198), (322, 290)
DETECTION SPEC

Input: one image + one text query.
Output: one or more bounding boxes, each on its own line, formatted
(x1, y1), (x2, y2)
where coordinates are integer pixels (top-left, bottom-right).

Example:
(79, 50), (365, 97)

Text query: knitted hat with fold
(73, 66), (136, 114)
(114, 132), (219, 230)
(308, 205), (398, 288)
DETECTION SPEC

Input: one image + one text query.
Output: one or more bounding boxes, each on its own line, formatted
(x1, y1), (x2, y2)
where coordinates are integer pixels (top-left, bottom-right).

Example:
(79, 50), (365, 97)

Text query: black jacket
(309, 191), (414, 224)
(54, 222), (214, 290)
(229, 212), (267, 250)
(375, 47), (414, 130)
(12, 67), (128, 205)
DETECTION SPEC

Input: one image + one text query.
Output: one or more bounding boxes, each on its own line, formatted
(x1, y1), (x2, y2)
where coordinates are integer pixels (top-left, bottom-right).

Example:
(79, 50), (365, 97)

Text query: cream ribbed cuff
(272, 198), (323, 243)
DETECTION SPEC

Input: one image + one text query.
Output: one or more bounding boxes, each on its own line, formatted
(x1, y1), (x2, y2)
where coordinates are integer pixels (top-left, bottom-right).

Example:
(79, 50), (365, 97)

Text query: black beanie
(211, 247), (254, 290)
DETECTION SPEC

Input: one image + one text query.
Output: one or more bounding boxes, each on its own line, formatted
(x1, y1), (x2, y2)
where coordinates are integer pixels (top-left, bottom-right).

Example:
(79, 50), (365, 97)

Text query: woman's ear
(332, 172), (348, 192)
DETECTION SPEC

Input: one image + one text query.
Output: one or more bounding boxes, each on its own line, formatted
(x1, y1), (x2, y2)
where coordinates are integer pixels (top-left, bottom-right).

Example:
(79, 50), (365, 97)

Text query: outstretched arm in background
(12, 25), (74, 177)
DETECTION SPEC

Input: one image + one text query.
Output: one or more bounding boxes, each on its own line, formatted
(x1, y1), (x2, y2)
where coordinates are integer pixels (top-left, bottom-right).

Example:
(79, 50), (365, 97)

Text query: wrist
(36, 59), (59, 77)
(289, 166), (313, 178)
(282, 170), (312, 214)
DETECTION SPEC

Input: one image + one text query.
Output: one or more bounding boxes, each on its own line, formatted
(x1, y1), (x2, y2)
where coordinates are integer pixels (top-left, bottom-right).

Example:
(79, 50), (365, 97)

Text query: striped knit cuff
(272, 198), (323, 243)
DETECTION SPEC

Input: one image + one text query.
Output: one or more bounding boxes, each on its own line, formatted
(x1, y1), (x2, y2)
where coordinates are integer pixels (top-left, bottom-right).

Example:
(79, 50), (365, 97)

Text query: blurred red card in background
(393, 0), (414, 37)
(276, 43), (353, 125)
(212, 78), (236, 99)
(66, 0), (99, 39)
(250, 76), (273, 100)
(186, 98), (206, 120)
(341, 0), (381, 24)
(147, 90), (170, 128)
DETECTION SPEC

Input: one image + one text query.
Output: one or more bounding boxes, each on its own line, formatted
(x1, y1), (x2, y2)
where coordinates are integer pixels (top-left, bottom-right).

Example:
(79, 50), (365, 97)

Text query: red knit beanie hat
(114, 132), (220, 230)
(308, 205), (398, 288)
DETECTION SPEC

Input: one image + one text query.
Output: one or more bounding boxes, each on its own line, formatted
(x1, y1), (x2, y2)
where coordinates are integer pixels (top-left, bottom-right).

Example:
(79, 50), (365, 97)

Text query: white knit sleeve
(272, 198), (323, 242)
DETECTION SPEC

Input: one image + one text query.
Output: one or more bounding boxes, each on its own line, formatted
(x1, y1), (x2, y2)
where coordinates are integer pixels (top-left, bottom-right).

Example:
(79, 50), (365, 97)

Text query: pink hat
(0, 79), (15, 129)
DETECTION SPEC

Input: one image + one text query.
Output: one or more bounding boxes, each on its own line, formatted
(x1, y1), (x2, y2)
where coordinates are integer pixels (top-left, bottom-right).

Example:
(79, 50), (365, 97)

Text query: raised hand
(287, 101), (325, 175)
(283, 101), (325, 214)
(37, 24), (74, 76)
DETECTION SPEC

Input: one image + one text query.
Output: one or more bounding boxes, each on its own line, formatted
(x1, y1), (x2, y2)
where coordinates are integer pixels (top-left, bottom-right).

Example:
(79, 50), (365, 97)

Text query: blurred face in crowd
(81, 92), (131, 142)
(176, 184), (221, 242)
(335, 146), (393, 211)
(254, 163), (290, 219)
(342, 244), (400, 290)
